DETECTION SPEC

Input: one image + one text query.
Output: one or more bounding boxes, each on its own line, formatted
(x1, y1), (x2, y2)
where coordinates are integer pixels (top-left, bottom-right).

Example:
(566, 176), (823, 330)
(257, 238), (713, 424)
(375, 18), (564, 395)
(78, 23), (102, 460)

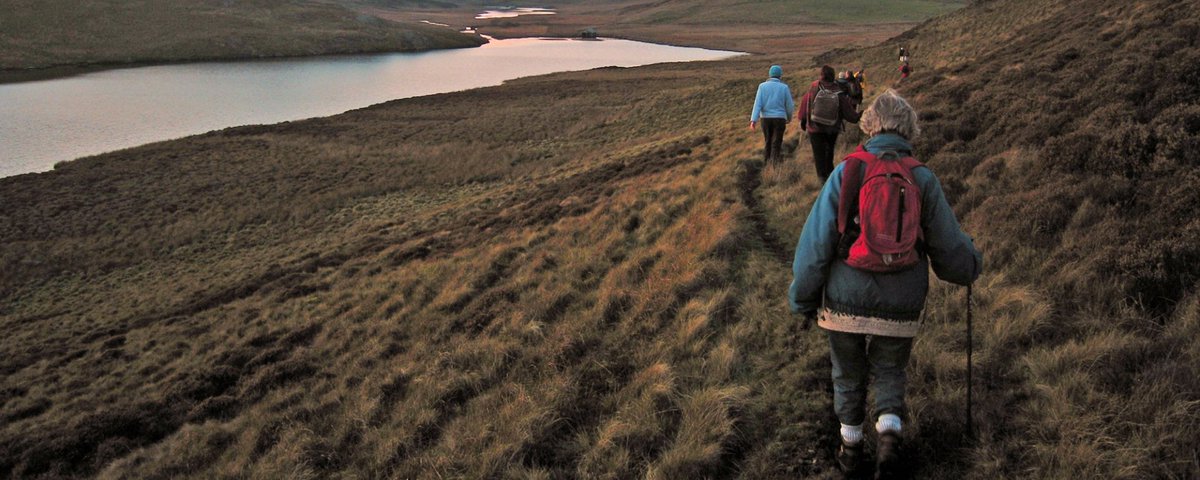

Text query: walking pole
(966, 282), (974, 438)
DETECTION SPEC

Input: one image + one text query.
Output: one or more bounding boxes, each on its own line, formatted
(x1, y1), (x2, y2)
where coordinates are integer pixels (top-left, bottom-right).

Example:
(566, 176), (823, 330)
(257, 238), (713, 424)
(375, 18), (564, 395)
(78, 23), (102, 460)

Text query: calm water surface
(0, 37), (741, 178)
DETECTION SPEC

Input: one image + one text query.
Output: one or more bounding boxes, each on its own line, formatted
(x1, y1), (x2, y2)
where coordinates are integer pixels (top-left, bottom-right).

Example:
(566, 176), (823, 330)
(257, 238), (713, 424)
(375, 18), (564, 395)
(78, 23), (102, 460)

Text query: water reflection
(0, 37), (741, 177)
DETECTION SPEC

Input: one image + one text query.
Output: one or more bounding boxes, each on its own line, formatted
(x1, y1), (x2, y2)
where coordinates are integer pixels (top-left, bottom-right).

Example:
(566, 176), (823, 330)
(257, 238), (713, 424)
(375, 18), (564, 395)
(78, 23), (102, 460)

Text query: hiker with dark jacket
(789, 90), (982, 477)
(854, 69), (868, 101)
(798, 65), (861, 183)
(837, 70), (864, 106)
(750, 64), (796, 164)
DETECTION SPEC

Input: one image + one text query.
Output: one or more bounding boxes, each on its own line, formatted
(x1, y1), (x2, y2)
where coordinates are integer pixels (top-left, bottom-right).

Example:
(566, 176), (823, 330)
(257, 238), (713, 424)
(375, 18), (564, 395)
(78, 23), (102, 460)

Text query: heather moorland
(2, 0), (1198, 478)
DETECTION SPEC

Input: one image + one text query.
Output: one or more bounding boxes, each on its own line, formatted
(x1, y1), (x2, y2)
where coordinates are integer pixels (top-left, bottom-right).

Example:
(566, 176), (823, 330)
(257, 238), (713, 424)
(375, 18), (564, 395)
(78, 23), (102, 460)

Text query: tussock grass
(3, 47), (836, 476)
(4, 0), (1199, 478)
(793, 0), (1200, 477)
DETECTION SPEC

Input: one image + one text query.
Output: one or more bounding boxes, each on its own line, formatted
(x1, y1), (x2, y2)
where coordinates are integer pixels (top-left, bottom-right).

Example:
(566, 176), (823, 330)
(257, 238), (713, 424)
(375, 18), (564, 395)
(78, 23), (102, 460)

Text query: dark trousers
(828, 330), (914, 426)
(761, 118), (787, 163)
(809, 132), (839, 182)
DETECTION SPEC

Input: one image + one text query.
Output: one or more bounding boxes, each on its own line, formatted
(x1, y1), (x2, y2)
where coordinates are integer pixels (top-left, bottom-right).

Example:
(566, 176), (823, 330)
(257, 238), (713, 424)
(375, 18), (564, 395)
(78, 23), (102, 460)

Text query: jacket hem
(823, 300), (921, 321)
(818, 308), (920, 338)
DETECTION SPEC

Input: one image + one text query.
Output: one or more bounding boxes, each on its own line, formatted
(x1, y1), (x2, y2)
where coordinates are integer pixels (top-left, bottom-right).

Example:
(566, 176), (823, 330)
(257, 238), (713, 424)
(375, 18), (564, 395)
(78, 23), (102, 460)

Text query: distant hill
(0, 0), (484, 71)
(595, 0), (967, 25)
(355, 0), (966, 54)
(353, 0), (966, 24)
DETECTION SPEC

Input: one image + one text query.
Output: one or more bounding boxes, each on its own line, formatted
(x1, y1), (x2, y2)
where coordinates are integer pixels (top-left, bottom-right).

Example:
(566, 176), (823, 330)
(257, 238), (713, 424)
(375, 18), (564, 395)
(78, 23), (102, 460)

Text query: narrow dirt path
(713, 137), (844, 478)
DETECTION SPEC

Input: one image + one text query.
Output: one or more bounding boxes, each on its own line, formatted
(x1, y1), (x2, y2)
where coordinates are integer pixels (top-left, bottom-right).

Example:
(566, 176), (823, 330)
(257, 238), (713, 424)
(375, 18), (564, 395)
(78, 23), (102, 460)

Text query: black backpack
(810, 85), (843, 127)
(844, 78), (863, 103)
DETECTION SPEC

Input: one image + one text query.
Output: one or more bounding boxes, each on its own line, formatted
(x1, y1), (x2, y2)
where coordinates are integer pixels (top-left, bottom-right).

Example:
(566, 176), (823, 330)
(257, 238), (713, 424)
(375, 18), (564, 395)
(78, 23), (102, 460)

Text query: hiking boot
(836, 440), (865, 478)
(875, 431), (902, 479)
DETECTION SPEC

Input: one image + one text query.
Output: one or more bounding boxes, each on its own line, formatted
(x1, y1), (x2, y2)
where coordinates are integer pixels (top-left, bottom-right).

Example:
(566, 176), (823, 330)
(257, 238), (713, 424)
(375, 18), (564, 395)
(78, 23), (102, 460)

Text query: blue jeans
(827, 330), (913, 426)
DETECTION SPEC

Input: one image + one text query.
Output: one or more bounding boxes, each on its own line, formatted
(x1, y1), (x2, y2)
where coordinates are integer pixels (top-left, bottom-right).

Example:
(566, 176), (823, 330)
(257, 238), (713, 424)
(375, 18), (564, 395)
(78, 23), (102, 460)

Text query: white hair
(859, 89), (920, 140)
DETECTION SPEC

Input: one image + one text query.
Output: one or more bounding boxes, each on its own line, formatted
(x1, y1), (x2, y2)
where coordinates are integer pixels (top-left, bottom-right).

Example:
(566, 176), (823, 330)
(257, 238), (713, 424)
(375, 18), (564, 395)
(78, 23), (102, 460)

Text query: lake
(0, 37), (741, 178)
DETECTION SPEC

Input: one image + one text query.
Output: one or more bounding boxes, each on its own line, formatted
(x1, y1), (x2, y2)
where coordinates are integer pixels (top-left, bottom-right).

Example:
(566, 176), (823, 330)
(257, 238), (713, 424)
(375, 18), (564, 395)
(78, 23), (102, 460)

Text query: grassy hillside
(791, 0), (1200, 476)
(0, 55), (834, 478)
(0, 0), (484, 72)
(2, 0), (1199, 478)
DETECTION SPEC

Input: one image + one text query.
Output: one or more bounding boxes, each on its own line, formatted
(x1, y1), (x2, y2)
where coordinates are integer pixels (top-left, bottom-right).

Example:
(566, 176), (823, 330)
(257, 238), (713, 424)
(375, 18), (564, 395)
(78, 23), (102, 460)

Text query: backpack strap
(899, 156), (925, 172)
(807, 83), (819, 123)
(836, 147), (875, 235)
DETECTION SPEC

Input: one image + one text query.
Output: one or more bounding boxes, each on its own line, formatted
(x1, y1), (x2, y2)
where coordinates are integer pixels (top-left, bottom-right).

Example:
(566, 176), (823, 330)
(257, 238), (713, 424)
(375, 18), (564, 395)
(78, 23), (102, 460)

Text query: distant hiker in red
(899, 62), (911, 80)
(750, 65), (796, 164)
(798, 65), (861, 183)
(789, 90), (983, 478)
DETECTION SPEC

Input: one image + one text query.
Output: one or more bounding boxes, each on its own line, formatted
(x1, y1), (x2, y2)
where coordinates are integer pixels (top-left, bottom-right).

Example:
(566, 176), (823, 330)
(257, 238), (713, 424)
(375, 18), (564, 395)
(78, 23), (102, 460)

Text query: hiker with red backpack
(798, 65), (862, 183)
(788, 90), (982, 478)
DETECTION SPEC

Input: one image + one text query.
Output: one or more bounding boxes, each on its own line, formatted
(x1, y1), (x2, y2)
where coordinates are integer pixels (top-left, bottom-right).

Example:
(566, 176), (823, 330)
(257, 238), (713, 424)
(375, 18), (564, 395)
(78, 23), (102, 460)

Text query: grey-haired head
(859, 89), (920, 140)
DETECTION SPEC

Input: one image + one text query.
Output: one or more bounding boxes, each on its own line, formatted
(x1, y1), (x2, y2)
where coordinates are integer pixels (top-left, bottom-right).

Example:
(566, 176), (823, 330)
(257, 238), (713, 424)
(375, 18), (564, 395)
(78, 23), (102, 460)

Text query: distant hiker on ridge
(750, 64), (796, 164)
(789, 90), (983, 478)
(898, 46), (909, 63)
(899, 61), (912, 81)
(798, 65), (861, 183)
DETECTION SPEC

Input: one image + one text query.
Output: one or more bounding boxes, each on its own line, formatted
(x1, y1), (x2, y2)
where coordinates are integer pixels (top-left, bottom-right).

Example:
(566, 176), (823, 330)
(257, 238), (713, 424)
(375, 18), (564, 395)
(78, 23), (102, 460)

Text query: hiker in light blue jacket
(788, 90), (982, 477)
(749, 65), (796, 163)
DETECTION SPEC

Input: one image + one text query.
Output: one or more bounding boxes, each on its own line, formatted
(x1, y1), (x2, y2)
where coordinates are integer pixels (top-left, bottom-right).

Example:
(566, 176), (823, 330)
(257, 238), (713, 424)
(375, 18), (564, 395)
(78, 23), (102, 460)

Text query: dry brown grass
(5, 0), (1199, 478)
(2, 49), (844, 477)
(792, 0), (1200, 477)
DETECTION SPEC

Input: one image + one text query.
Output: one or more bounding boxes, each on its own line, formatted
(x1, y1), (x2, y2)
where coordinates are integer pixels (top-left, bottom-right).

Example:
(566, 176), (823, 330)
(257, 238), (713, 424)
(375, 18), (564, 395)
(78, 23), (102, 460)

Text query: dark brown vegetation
(2, 0), (1199, 478)
(0, 53), (838, 477)
(0, 0), (484, 73)
(790, 0), (1200, 476)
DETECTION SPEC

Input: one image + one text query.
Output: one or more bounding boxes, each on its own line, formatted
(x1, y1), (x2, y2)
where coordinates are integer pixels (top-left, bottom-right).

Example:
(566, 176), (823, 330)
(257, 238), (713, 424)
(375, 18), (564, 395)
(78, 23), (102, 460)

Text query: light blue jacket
(788, 134), (982, 320)
(750, 78), (795, 123)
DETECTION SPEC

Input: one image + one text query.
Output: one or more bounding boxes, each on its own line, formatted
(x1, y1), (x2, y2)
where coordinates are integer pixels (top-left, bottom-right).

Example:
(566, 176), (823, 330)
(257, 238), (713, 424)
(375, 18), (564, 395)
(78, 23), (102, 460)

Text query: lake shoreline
(0, 37), (745, 178)
(0, 31), (757, 86)
(0, 40), (489, 86)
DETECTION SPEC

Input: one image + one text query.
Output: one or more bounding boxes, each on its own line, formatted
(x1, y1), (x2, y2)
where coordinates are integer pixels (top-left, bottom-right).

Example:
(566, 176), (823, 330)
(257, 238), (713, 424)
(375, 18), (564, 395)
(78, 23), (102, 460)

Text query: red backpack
(836, 147), (925, 272)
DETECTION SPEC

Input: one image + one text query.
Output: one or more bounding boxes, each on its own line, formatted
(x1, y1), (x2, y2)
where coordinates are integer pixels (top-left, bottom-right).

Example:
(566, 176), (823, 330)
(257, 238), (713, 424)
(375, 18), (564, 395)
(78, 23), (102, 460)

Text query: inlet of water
(0, 37), (742, 177)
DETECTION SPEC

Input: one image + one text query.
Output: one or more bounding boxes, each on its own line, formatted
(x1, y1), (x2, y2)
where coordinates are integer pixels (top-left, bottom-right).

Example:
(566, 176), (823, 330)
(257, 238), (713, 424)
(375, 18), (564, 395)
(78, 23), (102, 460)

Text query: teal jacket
(788, 134), (982, 320)
(750, 78), (796, 122)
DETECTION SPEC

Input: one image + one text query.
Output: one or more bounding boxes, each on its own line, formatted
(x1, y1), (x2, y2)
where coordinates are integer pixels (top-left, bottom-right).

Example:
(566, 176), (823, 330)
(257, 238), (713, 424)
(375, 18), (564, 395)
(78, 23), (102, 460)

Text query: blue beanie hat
(769, 65), (783, 78)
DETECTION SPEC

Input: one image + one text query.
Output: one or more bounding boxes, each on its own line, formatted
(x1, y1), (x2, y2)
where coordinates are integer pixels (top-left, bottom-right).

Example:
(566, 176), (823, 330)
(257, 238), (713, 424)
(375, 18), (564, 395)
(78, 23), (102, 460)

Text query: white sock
(876, 413), (902, 434)
(840, 423), (864, 445)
